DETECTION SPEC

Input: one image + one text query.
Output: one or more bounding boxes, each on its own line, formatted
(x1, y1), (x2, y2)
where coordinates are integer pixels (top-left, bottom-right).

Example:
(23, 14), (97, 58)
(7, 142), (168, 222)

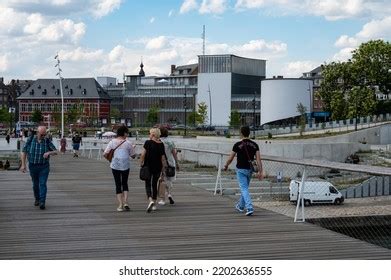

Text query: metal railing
(59, 138), (391, 249)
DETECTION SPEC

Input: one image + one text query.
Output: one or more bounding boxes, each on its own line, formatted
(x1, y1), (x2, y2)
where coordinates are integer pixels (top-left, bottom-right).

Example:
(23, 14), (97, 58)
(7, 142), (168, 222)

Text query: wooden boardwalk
(0, 155), (390, 260)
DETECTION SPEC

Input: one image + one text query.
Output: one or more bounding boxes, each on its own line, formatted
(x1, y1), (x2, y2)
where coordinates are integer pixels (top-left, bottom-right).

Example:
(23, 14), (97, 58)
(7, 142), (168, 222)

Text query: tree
(197, 102), (208, 125)
(51, 104), (61, 126)
(66, 105), (79, 124)
(318, 61), (354, 120)
(110, 107), (121, 120)
(352, 40), (391, 97)
(31, 109), (43, 123)
(229, 110), (241, 128)
(0, 108), (11, 124)
(318, 40), (390, 120)
(297, 103), (307, 136)
(187, 102), (208, 126)
(187, 111), (200, 126)
(146, 105), (159, 126)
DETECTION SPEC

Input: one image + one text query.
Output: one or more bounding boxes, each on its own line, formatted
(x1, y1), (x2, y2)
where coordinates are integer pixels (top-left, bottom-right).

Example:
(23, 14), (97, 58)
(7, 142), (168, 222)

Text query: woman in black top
(140, 128), (165, 213)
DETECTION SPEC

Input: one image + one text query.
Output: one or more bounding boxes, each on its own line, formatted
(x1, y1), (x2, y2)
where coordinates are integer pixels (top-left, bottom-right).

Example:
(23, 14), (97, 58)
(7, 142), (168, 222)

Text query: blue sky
(1, 0), (390, 82)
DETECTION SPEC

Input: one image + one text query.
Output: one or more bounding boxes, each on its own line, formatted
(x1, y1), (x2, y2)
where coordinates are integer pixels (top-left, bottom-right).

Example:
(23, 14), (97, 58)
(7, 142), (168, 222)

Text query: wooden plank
(0, 155), (390, 259)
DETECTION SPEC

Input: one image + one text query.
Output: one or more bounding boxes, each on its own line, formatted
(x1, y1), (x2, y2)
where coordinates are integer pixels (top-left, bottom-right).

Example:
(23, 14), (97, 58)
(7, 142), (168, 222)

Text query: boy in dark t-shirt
(224, 126), (263, 216)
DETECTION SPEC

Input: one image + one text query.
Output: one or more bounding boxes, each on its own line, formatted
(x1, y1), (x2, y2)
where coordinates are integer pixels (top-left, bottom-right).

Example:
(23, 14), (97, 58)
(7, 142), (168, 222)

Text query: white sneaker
(117, 205), (123, 212)
(146, 201), (154, 213)
(152, 205), (157, 211)
(158, 200), (165, 205)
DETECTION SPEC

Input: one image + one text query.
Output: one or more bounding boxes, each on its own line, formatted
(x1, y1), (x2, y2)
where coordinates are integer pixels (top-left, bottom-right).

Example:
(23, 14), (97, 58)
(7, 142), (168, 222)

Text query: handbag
(164, 153), (175, 177)
(243, 140), (258, 172)
(165, 165), (176, 177)
(157, 178), (167, 198)
(139, 165), (151, 181)
(104, 140), (126, 162)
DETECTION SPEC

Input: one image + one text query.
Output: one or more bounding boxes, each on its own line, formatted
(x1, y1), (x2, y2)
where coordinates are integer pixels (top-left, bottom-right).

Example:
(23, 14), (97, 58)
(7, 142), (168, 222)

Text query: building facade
(261, 78), (313, 125)
(197, 55), (266, 126)
(17, 78), (111, 127)
(123, 64), (198, 126)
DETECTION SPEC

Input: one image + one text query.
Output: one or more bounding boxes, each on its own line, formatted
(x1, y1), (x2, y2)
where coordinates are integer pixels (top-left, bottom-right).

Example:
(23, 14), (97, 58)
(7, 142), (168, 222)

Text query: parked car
(345, 154), (360, 164)
(196, 125), (215, 131)
(289, 179), (344, 206)
(69, 122), (87, 128)
(153, 123), (172, 130)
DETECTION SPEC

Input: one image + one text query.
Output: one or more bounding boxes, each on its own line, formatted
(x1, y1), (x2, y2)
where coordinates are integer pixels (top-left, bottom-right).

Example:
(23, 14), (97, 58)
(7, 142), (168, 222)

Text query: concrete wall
(197, 73), (231, 126)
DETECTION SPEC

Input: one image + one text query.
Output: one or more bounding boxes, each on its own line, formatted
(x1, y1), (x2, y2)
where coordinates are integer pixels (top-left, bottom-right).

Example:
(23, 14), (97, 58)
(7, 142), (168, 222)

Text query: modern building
(97, 76), (117, 88)
(17, 78), (111, 126)
(261, 78), (313, 125)
(197, 54), (266, 126)
(98, 77), (126, 122)
(123, 63), (197, 126)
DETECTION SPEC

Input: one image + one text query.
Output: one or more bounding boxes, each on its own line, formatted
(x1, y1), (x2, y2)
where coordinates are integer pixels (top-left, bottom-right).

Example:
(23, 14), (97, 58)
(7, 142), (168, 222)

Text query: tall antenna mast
(202, 25), (206, 55)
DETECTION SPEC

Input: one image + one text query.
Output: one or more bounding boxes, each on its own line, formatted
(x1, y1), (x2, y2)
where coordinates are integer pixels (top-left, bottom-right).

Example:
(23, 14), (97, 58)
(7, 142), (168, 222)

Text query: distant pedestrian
(224, 126), (264, 216)
(5, 133), (10, 144)
(20, 125), (58, 210)
(158, 126), (179, 206)
(60, 137), (67, 154)
(103, 126), (136, 212)
(140, 128), (165, 213)
(71, 132), (82, 157)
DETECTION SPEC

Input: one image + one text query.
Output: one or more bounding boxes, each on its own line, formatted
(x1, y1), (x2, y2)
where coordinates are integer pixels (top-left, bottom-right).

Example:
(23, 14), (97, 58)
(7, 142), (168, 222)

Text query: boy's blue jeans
(236, 168), (253, 212)
(29, 163), (50, 204)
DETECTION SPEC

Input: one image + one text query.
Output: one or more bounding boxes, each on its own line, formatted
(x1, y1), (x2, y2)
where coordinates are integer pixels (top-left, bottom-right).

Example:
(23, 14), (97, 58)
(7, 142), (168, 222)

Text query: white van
(289, 179), (344, 206)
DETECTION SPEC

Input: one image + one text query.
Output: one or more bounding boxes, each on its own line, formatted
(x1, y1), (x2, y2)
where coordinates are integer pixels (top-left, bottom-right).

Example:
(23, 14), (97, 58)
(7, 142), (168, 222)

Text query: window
(329, 186), (338, 194)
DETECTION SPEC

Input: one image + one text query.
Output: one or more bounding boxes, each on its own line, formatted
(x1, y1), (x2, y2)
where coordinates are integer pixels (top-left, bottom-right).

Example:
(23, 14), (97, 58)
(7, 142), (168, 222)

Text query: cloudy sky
(0, 0), (390, 82)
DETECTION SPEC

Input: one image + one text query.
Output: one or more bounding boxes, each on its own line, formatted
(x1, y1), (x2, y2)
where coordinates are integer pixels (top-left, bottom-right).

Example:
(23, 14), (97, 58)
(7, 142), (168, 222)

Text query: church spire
(139, 57), (145, 77)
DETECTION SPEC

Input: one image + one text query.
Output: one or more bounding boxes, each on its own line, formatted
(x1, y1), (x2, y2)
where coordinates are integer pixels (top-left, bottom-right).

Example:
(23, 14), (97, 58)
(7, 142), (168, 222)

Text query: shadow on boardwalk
(0, 155), (390, 259)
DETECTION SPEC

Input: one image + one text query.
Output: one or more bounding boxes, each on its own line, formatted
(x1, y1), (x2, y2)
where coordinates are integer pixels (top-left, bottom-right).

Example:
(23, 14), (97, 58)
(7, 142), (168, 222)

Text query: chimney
(0, 77), (3, 83)
(171, 65), (176, 74)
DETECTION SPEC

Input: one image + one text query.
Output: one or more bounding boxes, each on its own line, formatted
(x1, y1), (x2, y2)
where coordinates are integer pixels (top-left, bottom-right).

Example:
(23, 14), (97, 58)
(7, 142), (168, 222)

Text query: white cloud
(145, 36), (168, 50)
(357, 16), (391, 39)
(23, 13), (45, 34)
(59, 47), (104, 61)
(0, 54), (9, 72)
(179, 0), (198, 14)
(234, 0), (391, 21)
(199, 0), (228, 14)
(38, 19), (86, 43)
(232, 39), (287, 56)
(334, 35), (359, 48)
(150, 17), (155, 23)
(0, 4), (86, 44)
(281, 61), (319, 78)
(333, 16), (391, 60)
(333, 47), (355, 61)
(168, 9), (174, 17)
(92, 0), (122, 18)
(108, 45), (126, 62)
(0, 6), (26, 35)
(5, 0), (122, 18)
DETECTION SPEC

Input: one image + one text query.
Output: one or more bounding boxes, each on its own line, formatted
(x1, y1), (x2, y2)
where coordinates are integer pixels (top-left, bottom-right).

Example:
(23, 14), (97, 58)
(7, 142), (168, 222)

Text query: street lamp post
(252, 91), (256, 139)
(208, 84), (212, 127)
(183, 85), (187, 137)
(54, 53), (64, 138)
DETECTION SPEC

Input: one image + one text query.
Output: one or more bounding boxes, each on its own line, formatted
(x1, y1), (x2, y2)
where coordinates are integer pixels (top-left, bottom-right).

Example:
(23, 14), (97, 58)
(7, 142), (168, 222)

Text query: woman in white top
(103, 126), (135, 212)
(158, 127), (179, 205)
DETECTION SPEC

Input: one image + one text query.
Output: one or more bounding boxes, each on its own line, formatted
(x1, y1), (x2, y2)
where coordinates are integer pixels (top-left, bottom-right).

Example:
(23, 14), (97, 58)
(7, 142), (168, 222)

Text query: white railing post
(214, 154), (223, 195)
(81, 141), (86, 157)
(294, 166), (307, 222)
(88, 147), (93, 159)
(97, 143), (102, 160)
